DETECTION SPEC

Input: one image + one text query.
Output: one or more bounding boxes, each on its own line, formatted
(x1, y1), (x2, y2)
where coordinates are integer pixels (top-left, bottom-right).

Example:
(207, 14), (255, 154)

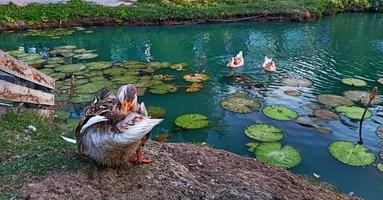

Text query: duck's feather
(80, 115), (108, 134)
(61, 135), (77, 144)
(140, 102), (148, 118)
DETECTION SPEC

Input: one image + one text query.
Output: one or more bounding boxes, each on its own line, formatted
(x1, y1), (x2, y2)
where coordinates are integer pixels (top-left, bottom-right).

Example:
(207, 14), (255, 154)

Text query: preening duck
(63, 84), (162, 167)
(262, 56), (276, 72)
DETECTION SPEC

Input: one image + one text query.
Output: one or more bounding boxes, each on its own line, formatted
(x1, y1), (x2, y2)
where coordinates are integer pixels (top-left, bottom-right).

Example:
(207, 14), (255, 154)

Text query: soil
(0, 12), (316, 32)
(21, 141), (358, 200)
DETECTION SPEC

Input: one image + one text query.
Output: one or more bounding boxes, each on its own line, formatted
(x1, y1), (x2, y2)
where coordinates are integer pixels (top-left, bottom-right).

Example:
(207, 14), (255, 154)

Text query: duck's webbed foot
(128, 146), (153, 165)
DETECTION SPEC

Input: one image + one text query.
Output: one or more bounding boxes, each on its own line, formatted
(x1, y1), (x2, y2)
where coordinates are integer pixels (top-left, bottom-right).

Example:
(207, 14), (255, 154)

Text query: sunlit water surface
(1, 13), (383, 199)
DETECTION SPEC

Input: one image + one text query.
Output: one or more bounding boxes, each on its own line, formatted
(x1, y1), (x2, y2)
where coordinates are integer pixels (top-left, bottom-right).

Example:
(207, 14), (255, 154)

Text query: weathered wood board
(0, 50), (55, 89)
(0, 80), (55, 105)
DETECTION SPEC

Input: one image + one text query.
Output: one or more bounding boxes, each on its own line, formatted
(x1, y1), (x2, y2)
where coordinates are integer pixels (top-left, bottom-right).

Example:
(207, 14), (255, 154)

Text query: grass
(0, 110), (80, 199)
(0, 0), (382, 26)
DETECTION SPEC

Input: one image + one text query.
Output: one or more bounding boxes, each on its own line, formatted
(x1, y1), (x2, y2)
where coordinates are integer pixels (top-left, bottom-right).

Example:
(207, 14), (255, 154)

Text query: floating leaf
(306, 102), (322, 111)
(175, 114), (208, 129)
(71, 94), (94, 104)
(342, 78), (367, 87)
(113, 75), (139, 85)
(262, 105), (298, 121)
(220, 93), (260, 114)
(255, 143), (301, 169)
(86, 61), (112, 70)
(284, 90), (301, 96)
(147, 106), (166, 118)
(328, 141), (375, 166)
(343, 90), (368, 102)
(74, 53), (98, 60)
(55, 64), (86, 73)
(360, 94), (383, 106)
(170, 63), (188, 71)
(295, 116), (318, 128)
(245, 124), (284, 142)
(153, 74), (175, 81)
(149, 84), (178, 95)
(103, 67), (125, 76)
(377, 163), (383, 173)
(376, 126), (383, 139)
(246, 142), (259, 152)
(335, 106), (372, 120)
(317, 94), (354, 107)
(186, 82), (203, 93)
(75, 82), (105, 94)
(281, 77), (312, 87)
(313, 109), (339, 120)
(183, 73), (209, 83)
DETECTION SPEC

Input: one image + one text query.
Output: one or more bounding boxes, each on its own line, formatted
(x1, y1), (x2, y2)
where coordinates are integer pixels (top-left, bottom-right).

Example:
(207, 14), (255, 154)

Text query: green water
(1, 13), (383, 199)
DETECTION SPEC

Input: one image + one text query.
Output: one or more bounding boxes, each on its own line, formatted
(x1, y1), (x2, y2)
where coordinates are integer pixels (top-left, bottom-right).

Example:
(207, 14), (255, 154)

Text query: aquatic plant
(262, 105), (298, 121)
(343, 90), (368, 102)
(358, 86), (377, 144)
(313, 109), (339, 120)
(335, 106), (372, 120)
(341, 78), (367, 87)
(316, 94), (354, 107)
(86, 61), (112, 70)
(25, 28), (76, 38)
(246, 142), (259, 152)
(328, 141), (375, 166)
(71, 94), (95, 104)
(55, 64), (86, 73)
(281, 77), (312, 87)
(245, 124), (284, 142)
(183, 73), (209, 82)
(220, 93), (260, 113)
(170, 63), (188, 71)
(175, 114), (208, 129)
(376, 126), (383, 139)
(378, 163), (383, 172)
(75, 82), (106, 94)
(147, 106), (166, 118)
(255, 142), (302, 169)
(186, 82), (203, 93)
(149, 83), (178, 94)
(284, 90), (301, 96)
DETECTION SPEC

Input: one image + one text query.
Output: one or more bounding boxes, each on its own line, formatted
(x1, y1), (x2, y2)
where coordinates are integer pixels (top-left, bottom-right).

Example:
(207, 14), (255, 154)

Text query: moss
(0, 0), (380, 27)
(0, 110), (81, 198)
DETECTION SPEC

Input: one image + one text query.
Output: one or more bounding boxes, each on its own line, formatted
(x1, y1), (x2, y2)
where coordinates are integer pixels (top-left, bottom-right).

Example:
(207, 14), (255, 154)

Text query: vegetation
(0, 110), (80, 199)
(0, 0), (382, 26)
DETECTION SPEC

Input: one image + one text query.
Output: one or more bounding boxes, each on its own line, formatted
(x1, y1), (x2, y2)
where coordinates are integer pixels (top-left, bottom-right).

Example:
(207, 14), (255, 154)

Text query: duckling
(262, 56), (276, 72)
(65, 84), (162, 167)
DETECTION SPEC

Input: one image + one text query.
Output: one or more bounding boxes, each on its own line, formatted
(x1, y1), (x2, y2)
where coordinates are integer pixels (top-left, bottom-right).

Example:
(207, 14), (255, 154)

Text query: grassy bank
(0, 0), (382, 30)
(0, 110), (80, 199)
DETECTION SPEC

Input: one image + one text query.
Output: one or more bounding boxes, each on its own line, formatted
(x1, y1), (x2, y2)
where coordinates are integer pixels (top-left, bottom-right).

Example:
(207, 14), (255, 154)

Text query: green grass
(0, 110), (80, 199)
(0, 0), (382, 26)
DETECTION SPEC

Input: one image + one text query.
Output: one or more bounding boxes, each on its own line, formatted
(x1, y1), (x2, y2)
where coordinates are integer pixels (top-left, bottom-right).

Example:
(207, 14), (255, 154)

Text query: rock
(20, 141), (357, 200)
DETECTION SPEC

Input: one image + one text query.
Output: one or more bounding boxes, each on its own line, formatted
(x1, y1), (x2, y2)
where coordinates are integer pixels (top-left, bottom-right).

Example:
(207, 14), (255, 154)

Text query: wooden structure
(0, 50), (55, 107)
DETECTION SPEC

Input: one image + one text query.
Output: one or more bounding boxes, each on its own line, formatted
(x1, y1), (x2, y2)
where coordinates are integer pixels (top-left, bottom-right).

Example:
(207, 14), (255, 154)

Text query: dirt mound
(21, 142), (357, 200)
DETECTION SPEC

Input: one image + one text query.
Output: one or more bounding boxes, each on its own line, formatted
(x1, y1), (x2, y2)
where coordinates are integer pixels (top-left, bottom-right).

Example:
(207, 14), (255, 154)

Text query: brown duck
(62, 84), (162, 167)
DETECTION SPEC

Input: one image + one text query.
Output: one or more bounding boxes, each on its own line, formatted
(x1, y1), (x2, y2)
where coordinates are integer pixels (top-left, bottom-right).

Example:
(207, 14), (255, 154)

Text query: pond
(1, 13), (383, 199)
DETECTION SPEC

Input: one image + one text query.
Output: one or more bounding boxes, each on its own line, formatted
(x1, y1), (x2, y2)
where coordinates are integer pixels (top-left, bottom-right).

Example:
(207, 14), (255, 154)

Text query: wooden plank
(0, 50), (55, 89)
(0, 80), (55, 105)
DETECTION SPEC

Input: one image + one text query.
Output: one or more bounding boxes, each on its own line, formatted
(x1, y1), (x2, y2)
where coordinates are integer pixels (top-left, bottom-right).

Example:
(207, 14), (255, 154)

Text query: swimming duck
(226, 51), (244, 68)
(262, 56), (276, 72)
(63, 84), (162, 167)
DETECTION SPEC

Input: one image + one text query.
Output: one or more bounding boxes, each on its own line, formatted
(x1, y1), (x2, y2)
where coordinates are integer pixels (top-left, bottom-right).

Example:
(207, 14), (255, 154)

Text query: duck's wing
(139, 102), (148, 118)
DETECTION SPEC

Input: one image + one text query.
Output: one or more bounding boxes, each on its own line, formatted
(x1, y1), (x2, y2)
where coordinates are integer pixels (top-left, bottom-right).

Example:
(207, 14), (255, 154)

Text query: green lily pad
(343, 90), (368, 102)
(342, 78), (367, 87)
(246, 142), (259, 152)
(74, 53), (98, 60)
(103, 68), (126, 76)
(328, 141), (375, 166)
(19, 53), (43, 62)
(262, 105), (298, 121)
(86, 61), (112, 70)
(377, 163), (383, 173)
(220, 93), (260, 114)
(255, 142), (302, 169)
(113, 75), (139, 85)
(71, 94), (95, 104)
(313, 109), (339, 120)
(55, 94), (69, 101)
(245, 124), (284, 142)
(55, 64), (86, 73)
(335, 106), (372, 120)
(39, 68), (54, 75)
(147, 106), (166, 118)
(44, 63), (62, 68)
(317, 94), (354, 107)
(149, 84), (178, 95)
(175, 114), (208, 129)
(75, 82), (105, 94)
(183, 73), (209, 83)
(281, 77), (312, 87)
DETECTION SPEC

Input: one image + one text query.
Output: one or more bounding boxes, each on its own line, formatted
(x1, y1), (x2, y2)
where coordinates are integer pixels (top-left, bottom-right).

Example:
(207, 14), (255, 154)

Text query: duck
(262, 56), (276, 72)
(226, 51), (244, 68)
(62, 84), (163, 167)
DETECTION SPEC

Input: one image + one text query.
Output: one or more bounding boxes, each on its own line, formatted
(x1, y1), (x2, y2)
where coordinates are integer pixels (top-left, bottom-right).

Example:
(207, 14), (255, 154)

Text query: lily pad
(295, 116), (318, 128)
(74, 53), (98, 60)
(313, 109), (339, 120)
(262, 105), (298, 121)
(86, 61), (112, 70)
(328, 141), (375, 166)
(55, 64), (86, 73)
(103, 68), (125, 76)
(220, 93), (260, 114)
(335, 106), (372, 120)
(377, 163), (383, 173)
(376, 126), (383, 139)
(246, 143), (259, 152)
(175, 114), (208, 129)
(71, 94), (95, 104)
(361, 94), (383, 106)
(317, 94), (354, 107)
(75, 83), (105, 94)
(281, 77), (312, 87)
(186, 83), (203, 93)
(39, 68), (54, 75)
(113, 75), (139, 85)
(183, 73), (209, 83)
(170, 63), (188, 71)
(149, 84), (178, 95)
(342, 78), (367, 87)
(245, 124), (284, 142)
(255, 143), (302, 169)
(284, 90), (301, 96)
(306, 102), (322, 111)
(147, 106), (166, 118)
(343, 90), (368, 102)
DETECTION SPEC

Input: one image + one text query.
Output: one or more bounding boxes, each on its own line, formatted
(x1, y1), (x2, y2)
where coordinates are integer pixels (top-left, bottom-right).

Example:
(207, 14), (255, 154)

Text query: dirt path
(21, 142), (357, 200)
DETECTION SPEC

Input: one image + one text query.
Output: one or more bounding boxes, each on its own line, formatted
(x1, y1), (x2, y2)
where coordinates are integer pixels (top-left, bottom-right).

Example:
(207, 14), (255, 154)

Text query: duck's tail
(61, 135), (76, 144)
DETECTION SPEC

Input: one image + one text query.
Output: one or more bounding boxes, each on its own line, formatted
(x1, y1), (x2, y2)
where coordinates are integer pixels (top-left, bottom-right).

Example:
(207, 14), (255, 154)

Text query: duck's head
(117, 84), (138, 114)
